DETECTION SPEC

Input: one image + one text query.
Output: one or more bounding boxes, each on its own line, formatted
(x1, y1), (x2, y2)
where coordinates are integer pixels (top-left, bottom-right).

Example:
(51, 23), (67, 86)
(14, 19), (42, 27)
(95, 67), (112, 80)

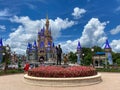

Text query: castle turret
(46, 15), (49, 31)
(32, 41), (38, 62)
(0, 38), (3, 63)
(0, 38), (3, 47)
(104, 39), (113, 65)
(26, 42), (31, 61)
(77, 41), (82, 65)
(104, 39), (111, 52)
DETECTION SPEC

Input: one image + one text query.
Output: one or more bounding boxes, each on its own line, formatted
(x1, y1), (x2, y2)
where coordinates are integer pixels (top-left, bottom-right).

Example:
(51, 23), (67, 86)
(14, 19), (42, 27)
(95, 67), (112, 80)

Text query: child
(63, 54), (68, 65)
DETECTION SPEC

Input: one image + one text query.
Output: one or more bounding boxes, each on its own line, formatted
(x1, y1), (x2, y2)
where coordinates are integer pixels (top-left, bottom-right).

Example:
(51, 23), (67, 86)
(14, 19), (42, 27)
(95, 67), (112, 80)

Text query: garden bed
(28, 66), (97, 78)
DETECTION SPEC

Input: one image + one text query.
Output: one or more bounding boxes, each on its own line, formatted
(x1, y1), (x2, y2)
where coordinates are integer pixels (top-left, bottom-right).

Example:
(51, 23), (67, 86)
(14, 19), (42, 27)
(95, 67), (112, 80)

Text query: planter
(24, 73), (102, 87)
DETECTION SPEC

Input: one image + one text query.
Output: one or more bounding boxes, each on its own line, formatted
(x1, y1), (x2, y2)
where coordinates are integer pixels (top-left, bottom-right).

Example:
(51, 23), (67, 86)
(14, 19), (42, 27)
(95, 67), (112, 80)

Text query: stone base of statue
(44, 58), (56, 65)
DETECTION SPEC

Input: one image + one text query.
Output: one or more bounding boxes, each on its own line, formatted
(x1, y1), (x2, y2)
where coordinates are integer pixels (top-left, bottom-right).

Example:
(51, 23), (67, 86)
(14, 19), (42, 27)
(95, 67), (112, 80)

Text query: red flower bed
(28, 66), (97, 78)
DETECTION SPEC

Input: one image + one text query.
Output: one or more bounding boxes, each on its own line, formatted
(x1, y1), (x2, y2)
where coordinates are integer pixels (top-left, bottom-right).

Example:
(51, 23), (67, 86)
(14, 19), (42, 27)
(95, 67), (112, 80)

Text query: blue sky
(0, 0), (120, 54)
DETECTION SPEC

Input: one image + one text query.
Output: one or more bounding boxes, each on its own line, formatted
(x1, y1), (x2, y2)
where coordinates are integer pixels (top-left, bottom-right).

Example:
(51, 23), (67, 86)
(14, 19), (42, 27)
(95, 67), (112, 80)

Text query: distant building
(93, 39), (113, 67)
(93, 52), (106, 67)
(11, 52), (19, 64)
(26, 16), (56, 64)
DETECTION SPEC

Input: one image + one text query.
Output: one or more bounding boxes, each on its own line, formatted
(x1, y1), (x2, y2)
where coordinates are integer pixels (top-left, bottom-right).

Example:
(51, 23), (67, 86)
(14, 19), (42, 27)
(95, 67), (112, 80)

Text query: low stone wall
(24, 73), (102, 87)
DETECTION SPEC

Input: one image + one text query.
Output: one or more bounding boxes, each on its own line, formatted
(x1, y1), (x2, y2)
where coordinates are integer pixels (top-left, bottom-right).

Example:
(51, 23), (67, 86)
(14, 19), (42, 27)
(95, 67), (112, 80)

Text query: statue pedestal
(44, 58), (56, 65)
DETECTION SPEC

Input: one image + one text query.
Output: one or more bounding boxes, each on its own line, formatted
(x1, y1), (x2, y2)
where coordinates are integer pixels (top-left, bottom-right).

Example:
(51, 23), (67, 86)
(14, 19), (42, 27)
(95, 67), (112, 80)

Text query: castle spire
(27, 42), (30, 49)
(77, 41), (82, 50)
(104, 39), (111, 49)
(45, 14), (49, 30)
(52, 42), (55, 47)
(33, 40), (37, 48)
(0, 38), (3, 47)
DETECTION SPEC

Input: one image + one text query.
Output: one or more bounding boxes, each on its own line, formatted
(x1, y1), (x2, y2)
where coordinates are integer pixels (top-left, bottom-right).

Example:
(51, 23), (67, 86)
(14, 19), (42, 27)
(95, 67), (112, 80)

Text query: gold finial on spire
(46, 14), (49, 30)
(46, 14), (48, 20)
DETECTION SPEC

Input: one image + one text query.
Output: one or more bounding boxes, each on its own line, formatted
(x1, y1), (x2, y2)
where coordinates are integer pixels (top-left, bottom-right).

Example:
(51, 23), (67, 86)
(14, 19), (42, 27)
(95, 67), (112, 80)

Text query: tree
(68, 52), (77, 63)
(84, 53), (92, 66)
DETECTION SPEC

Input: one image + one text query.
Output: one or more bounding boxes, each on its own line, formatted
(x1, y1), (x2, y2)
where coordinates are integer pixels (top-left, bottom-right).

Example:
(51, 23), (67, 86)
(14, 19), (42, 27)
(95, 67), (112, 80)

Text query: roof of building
(104, 39), (111, 49)
(52, 43), (55, 47)
(77, 41), (82, 50)
(33, 41), (37, 47)
(95, 52), (105, 55)
(27, 43), (32, 49)
(0, 38), (3, 47)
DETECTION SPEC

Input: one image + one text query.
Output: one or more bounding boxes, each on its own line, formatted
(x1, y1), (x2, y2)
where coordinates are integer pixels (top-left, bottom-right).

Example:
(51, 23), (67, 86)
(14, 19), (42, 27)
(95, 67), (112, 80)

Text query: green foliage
(68, 52), (77, 63)
(92, 46), (103, 52)
(84, 53), (92, 65)
(116, 58), (120, 66)
(0, 69), (24, 76)
(18, 59), (22, 69)
(96, 68), (120, 72)
(112, 52), (120, 64)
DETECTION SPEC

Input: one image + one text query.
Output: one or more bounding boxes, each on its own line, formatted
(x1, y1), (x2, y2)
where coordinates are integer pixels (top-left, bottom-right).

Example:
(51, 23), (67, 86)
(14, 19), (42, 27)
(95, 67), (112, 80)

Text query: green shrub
(96, 68), (120, 72)
(0, 69), (24, 76)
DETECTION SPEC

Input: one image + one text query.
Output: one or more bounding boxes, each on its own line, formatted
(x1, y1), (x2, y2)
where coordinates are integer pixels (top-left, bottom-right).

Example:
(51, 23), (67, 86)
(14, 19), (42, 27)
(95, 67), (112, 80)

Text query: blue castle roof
(33, 41), (37, 47)
(0, 38), (3, 47)
(104, 39), (111, 49)
(95, 52), (105, 55)
(52, 43), (55, 47)
(27, 43), (32, 49)
(77, 41), (82, 50)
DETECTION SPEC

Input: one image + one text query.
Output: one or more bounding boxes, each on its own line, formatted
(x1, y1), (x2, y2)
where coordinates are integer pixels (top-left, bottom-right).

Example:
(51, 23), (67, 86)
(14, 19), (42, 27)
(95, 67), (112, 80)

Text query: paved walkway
(0, 72), (120, 90)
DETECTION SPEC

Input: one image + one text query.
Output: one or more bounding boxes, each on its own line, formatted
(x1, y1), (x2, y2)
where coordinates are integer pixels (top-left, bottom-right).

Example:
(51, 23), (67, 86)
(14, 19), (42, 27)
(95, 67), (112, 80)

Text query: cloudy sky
(0, 0), (120, 54)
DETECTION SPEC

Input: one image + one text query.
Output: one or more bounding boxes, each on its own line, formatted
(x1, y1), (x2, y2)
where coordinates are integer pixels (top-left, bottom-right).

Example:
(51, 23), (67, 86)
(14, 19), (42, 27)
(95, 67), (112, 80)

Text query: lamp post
(91, 48), (94, 67)
(82, 53), (85, 65)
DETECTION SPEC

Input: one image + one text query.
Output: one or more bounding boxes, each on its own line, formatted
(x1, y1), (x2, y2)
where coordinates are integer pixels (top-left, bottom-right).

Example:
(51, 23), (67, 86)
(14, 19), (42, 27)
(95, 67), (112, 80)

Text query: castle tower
(26, 15), (54, 64)
(0, 38), (3, 63)
(26, 42), (32, 62)
(32, 41), (38, 62)
(45, 15), (49, 32)
(37, 16), (53, 61)
(76, 41), (82, 65)
(104, 39), (113, 65)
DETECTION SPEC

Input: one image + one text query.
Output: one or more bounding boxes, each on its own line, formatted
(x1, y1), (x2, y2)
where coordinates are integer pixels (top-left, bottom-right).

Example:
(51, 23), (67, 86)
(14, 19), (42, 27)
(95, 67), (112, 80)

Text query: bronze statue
(56, 45), (62, 65)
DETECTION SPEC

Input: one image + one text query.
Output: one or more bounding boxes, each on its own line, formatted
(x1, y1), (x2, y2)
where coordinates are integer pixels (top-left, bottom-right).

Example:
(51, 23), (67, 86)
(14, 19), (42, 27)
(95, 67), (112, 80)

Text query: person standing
(24, 62), (30, 74)
(56, 45), (62, 65)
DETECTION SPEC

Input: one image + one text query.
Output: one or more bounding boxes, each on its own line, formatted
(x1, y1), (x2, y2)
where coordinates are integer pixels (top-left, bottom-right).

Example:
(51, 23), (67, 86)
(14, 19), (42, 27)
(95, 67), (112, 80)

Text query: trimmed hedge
(96, 68), (120, 72)
(0, 69), (24, 76)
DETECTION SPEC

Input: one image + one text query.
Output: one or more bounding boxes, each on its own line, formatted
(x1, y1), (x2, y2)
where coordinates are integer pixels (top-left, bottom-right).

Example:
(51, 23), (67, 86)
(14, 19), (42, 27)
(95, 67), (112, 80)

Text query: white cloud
(5, 16), (75, 54)
(61, 18), (108, 53)
(50, 17), (75, 40)
(0, 25), (6, 31)
(80, 18), (108, 47)
(60, 39), (79, 53)
(110, 39), (120, 52)
(110, 25), (120, 35)
(0, 8), (11, 17)
(72, 7), (86, 19)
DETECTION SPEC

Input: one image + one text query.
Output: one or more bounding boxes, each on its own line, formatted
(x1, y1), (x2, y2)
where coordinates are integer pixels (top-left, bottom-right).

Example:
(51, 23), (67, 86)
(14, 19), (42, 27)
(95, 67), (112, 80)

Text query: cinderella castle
(26, 16), (56, 64)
